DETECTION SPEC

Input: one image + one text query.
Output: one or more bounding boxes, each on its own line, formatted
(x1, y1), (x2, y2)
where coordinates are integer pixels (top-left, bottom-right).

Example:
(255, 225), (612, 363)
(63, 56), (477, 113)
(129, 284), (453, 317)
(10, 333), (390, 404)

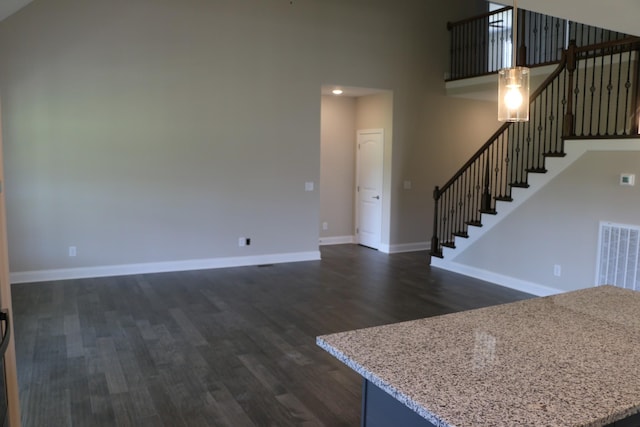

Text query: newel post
(631, 45), (640, 135)
(431, 186), (440, 255)
(563, 40), (578, 138)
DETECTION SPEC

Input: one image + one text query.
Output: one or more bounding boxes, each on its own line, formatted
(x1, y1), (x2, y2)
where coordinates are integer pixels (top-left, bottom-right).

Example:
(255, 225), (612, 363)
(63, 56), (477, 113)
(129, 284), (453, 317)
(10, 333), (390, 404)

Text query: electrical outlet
(322, 222), (328, 231)
(553, 264), (561, 277)
(238, 237), (246, 247)
(69, 246), (77, 257)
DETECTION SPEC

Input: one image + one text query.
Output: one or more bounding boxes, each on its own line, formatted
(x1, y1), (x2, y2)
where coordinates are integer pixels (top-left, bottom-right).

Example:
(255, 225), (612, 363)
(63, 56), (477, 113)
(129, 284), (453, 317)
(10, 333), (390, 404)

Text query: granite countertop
(317, 285), (640, 427)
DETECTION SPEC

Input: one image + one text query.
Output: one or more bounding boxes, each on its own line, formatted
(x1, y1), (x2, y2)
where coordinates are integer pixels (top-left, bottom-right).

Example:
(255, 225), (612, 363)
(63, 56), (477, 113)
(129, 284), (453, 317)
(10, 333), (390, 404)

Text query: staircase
(430, 37), (640, 262)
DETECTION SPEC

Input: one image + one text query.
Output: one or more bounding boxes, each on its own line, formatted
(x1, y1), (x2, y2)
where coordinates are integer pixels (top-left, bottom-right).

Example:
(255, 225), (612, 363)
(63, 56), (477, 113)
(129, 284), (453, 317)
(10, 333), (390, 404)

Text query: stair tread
(466, 221), (483, 227)
(442, 241), (456, 249)
(510, 182), (530, 188)
(526, 168), (547, 173)
(480, 209), (497, 215)
(453, 231), (469, 238)
(543, 152), (566, 158)
(495, 196), (513, 202)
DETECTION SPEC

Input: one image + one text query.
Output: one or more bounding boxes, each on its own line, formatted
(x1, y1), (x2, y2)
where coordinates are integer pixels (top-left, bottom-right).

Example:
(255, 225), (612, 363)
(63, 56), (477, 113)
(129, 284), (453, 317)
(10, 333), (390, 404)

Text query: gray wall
(456, 148), (640, 292)
(0, 0), (492, 276)
(320, 95), (356, 241)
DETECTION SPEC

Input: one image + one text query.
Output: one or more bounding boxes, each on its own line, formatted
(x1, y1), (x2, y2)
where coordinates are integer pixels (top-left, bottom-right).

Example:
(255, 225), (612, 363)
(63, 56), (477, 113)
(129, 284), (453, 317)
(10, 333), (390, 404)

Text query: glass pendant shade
(498, 67), (530, 122)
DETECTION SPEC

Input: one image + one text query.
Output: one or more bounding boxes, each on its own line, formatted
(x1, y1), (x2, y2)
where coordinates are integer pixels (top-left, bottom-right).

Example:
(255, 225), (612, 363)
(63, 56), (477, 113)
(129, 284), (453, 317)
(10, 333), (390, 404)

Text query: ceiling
(0, 0), (32, 22)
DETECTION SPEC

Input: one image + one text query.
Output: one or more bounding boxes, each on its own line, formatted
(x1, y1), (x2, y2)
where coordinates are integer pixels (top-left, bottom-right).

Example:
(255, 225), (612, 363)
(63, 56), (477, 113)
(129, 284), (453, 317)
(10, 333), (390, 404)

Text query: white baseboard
(319, 235), (356, 246)
(381, 242), (429, 254)
(10, 251), (322, 284)
(318, 239), (428, 253)
(430, 258), (563, 297)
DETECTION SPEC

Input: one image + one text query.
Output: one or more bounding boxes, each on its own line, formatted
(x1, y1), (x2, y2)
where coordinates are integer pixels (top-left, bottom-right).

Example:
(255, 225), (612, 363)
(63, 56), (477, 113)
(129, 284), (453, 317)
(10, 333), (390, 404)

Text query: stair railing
(565, 39), (640, 137)
(431, 37), (640, 259)
(448, 7), (629, 81)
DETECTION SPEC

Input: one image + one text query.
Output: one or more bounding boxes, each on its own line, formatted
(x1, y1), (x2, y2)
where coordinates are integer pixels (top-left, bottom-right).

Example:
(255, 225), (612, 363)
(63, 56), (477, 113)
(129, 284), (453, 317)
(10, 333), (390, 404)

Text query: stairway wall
(452, 141), (640, 294)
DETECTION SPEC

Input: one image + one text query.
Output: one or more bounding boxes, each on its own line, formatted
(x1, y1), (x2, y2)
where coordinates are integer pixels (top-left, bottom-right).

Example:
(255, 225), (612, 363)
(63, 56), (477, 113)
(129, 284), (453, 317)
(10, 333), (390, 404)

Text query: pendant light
(498, 0), (529, 122)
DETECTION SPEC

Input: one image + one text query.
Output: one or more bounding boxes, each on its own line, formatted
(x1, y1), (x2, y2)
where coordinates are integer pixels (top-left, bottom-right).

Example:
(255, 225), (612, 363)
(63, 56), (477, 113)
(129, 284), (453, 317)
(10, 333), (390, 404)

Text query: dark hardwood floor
(11, 244), (533, 427)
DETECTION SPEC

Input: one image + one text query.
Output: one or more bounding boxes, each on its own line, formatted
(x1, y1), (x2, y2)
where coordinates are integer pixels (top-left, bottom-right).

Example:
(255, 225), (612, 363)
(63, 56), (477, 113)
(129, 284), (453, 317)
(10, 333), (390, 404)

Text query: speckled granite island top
(317, 285), (640, 427)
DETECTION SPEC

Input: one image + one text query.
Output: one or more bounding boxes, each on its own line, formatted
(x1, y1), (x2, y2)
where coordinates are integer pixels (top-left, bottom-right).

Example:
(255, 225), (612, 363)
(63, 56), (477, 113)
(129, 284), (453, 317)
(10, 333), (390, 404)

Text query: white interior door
(356, 129), (383, 250)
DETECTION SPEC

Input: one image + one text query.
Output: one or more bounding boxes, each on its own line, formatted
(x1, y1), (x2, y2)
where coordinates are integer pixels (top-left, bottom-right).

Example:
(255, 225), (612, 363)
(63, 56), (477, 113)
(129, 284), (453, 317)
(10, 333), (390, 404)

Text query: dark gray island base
(318, 286), (640, 427)
(362, 379), (640, 427)
(362, 379), (436, 427)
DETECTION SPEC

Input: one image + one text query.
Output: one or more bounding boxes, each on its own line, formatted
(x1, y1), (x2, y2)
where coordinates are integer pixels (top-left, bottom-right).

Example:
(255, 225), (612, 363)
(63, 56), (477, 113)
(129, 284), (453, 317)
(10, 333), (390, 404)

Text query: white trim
(10, 251), (321, 284)
(319, 235), (356, 246)
(431, 258), (563, 297)
(380, 242), (429, 254)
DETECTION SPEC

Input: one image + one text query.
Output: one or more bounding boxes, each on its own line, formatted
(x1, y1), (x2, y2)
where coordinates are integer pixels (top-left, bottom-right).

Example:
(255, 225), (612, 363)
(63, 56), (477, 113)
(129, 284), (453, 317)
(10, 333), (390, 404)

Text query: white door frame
(0, 102), (20, 426)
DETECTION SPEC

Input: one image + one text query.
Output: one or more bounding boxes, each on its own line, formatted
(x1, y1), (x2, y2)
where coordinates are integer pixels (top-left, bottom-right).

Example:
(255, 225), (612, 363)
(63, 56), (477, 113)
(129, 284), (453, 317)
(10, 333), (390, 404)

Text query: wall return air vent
(596, 221), (640, 290)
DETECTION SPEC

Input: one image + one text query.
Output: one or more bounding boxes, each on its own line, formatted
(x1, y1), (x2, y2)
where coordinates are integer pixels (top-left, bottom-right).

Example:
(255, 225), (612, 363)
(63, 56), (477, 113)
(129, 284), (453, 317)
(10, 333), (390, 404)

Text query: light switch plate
(620, 173), (635, 186)
(305, 182), (314, 191)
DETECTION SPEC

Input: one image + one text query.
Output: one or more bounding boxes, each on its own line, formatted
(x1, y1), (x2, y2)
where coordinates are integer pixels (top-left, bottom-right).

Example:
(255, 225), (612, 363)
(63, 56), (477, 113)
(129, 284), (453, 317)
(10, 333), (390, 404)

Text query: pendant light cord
(512, 0), (518, 66)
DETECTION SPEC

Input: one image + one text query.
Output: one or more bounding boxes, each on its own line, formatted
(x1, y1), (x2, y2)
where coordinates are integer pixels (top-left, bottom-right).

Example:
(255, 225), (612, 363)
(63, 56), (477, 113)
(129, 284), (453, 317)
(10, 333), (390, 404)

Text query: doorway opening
(319, 85), (393, 252)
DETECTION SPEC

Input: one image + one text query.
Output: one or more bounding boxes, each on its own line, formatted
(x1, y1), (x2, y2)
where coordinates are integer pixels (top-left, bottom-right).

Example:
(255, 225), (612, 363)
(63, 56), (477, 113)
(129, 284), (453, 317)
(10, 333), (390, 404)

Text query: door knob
(372, 195), (380, 200)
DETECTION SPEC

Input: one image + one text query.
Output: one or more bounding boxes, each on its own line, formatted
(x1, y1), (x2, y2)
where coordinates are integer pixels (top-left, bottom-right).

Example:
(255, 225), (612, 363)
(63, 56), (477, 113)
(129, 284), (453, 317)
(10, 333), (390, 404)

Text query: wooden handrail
(436, 53), (569, 198)
(573, 36), (640, 55)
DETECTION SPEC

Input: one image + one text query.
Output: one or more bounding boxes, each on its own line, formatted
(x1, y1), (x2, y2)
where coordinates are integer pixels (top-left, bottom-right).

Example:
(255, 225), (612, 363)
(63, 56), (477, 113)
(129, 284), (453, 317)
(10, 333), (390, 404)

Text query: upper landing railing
(447, 6), (629, 81)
